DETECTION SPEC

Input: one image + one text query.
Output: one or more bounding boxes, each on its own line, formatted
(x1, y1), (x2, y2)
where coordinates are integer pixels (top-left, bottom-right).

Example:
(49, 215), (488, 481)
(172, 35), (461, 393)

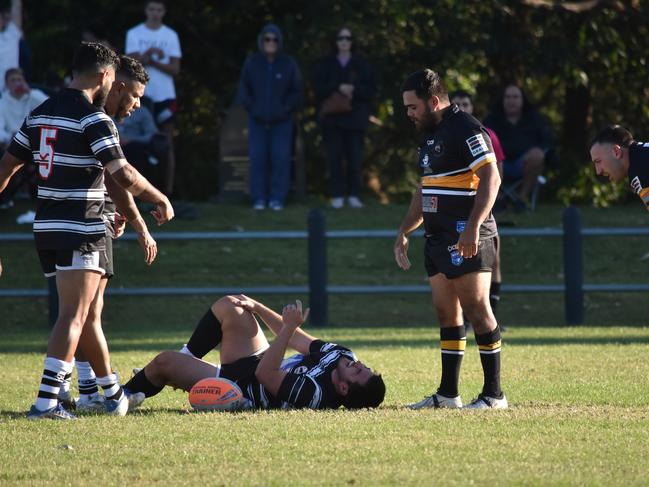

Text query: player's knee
(212, 296), (243, 320)
(434, 306), (462, 325)
(151, 350), (176, 375)
(525, 147), (545, 166)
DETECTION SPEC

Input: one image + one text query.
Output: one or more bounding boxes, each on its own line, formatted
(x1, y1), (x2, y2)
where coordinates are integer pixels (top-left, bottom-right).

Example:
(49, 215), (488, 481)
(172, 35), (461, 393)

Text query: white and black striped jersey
(628, 142), (649, 210)
(276, 340), (357, 409)
(7, 88), (125, 250)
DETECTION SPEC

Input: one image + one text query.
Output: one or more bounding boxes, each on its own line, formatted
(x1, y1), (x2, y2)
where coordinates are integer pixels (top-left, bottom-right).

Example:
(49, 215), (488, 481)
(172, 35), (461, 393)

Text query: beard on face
(92, 83), (111, 109)
(415, 105), (439, 134)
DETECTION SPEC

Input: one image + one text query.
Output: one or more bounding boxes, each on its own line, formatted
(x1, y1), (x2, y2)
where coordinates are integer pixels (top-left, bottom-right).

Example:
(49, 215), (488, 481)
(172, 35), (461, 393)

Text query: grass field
(1, 201), (648, 485)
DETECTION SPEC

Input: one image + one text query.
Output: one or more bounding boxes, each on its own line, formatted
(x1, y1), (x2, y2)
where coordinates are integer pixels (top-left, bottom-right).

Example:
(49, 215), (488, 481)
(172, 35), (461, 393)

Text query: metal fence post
(308, 208), (327, 326)
(563, 206), (584, 325)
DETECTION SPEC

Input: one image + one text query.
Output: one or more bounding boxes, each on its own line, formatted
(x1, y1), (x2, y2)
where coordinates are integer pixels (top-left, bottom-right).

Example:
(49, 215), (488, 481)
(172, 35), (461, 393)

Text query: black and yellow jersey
(418, 104), (498, 238)
(628, 142), (649, 210)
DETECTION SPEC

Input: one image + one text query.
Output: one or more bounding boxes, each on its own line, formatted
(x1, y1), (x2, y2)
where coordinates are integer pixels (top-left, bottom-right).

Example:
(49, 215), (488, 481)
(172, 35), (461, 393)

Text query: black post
(47, 275), (58, 328)
(563, 206), (584, 325)
(308, 208), (327, 326)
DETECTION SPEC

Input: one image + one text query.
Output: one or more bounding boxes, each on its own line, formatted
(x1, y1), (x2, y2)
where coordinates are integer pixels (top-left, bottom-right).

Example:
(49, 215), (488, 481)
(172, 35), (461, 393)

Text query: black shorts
(219, 353), (263, 388)
(424, 234), (497, 279)
(153, 99), (177, 126)
(38, 237), (114, 278)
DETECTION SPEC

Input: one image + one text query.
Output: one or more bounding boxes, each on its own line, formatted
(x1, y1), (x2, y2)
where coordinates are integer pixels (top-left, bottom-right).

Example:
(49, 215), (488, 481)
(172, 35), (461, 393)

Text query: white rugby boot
(408, 393), (463, 410)
(76, 392), (105, 412)
(464, 394), (508, 409)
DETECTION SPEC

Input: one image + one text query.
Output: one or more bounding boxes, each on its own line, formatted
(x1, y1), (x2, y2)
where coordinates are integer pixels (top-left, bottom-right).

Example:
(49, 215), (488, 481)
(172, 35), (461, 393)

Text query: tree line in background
(22, 0), (649, 205)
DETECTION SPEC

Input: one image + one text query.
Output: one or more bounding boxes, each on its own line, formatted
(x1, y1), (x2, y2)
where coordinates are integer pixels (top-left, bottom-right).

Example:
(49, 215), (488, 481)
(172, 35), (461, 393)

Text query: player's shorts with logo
(424, 233), (496, 279)
(37, 236), (113, 278)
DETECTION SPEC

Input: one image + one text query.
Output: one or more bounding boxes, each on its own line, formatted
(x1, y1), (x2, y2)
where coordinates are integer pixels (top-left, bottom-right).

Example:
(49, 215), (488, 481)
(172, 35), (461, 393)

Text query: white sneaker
(464, 394), (508, 409)
(408, 393), (462, 410)
(252, 201), (265, 210)
(76, 392), (105, 412)
(126, 391), (146, 411)
(347, 196), (364, 208)
(58, 388), (76, 411)
(331, 197), (344, 209)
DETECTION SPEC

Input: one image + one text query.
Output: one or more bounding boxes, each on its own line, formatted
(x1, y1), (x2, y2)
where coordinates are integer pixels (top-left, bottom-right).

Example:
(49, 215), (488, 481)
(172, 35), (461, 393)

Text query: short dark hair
(341, 374), (386, 409)
(590, 125), (634, 150)
(401, 69), (449, 102)
(117, 55), (150, 85)
(71, 42), (120, 75)
(4, 67), (24, 82)
(450, 89), (472, 102)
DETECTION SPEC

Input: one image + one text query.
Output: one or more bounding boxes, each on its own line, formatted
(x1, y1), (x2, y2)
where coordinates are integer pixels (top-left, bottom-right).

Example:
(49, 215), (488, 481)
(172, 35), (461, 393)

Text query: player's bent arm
(466, 162), (501, 231)
(251, 300), (315, 355)
(397, 184), (423, 237)
(0, 152), (25, 193)
(254, 325), (294, 396)
(104, 171), (147, 231)
(150, 57), (180, 77)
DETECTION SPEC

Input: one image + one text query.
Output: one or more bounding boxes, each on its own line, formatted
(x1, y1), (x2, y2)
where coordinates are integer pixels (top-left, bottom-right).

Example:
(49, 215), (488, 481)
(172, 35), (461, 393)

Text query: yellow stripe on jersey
(470, 152), (497, 171)
(441, 339), (467, 351)
(422, 171), (480, 190)
(478, 340), (502, 351)
(640, 187), (649, 200)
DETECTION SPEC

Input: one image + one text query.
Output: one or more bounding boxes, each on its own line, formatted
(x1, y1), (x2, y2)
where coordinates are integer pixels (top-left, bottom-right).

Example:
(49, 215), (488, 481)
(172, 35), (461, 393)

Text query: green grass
(1, 201), (649, 484)
(1, 325), (649, 485)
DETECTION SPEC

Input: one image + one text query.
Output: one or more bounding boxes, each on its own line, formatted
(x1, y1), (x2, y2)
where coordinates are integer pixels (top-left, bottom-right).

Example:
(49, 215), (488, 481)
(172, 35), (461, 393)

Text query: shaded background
(18, 0), (649, 205)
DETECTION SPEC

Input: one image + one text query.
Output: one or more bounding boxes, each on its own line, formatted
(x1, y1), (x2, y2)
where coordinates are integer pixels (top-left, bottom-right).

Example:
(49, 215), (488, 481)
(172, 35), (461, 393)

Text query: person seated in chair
(114, 105), (168, 192)
(484, 83), (554, 211)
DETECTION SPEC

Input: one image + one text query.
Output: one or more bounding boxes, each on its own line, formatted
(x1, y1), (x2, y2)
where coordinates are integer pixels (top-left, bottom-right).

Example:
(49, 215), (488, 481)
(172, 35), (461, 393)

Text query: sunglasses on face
(264, 37), (278, 43)
(337, 36), (352, 41)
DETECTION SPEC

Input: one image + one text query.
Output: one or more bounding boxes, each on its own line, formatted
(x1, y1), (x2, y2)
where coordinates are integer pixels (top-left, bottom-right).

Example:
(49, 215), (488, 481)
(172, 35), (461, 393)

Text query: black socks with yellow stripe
(437, 326), (466, 398)
(475, 326), (502, 398)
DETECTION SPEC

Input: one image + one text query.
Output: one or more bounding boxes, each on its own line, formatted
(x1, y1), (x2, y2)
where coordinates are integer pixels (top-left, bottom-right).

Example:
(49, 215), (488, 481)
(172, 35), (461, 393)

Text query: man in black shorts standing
(589, 125), (649, 210)
(394, 69), (507, 409)
(0, 42), (174, 419)
(123, 295), (386, 410)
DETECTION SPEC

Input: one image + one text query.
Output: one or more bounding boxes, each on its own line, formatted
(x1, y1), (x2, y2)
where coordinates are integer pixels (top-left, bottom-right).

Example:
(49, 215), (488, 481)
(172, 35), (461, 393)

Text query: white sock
(35, 357), (73, 411)
(179, 344), (195, 357)
(76, 361), (98, 398)
(96, 373), (123, 401)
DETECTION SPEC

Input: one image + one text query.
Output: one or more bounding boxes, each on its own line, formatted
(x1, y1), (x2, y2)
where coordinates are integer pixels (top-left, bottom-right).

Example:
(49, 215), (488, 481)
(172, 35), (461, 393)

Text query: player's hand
(394, 232), (411, 270)
(113, 213), (127, 238)
(151, 196), (174, 225)
(282, 300), (310, 330)
(232, 294), (257, 313)
(0, 257), (3, 277)
(136, 229), (157, 265)
(457, 225), (479, 259)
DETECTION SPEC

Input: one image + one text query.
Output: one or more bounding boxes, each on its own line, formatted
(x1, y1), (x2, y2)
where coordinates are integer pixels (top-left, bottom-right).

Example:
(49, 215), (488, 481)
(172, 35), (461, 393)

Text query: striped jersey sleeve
(277, 374), (322, 409)
(7, 119), (33, 162)
(81, 112), (125, 165)
(461, 126), (497, 172)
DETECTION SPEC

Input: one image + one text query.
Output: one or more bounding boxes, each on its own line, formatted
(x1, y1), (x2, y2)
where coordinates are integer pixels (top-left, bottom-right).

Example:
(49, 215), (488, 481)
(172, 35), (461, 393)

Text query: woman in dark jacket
(313, 27), (376, 209)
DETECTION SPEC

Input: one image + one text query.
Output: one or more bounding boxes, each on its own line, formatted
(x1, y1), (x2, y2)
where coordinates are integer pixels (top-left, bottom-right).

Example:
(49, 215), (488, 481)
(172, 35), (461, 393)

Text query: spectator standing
(237, 23), (302, 211)
(484, 83), (553, 211)
(125, 0), (181, 195)
(0, 0), (21, 93)
(313, 27), (375, 209)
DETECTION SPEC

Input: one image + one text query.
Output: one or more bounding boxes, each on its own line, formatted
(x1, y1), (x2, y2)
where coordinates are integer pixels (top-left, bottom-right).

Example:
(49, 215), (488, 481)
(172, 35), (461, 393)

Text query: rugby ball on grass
(189, 377), (243, 411)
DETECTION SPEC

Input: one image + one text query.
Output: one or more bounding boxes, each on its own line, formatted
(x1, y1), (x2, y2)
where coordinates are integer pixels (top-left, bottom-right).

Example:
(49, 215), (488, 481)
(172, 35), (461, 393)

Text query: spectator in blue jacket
(237, 23), (303, 211)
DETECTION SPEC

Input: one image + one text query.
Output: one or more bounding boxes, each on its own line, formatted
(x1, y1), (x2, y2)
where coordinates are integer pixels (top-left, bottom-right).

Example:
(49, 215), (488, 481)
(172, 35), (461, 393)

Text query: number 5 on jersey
(38, 127), (58, 179)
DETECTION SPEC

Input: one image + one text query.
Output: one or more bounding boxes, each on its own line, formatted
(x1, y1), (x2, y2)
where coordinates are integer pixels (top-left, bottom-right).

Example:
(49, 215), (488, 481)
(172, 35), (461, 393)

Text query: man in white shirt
(0, 0), (22, 93)
(0, 68), (47, 148)
(125, 0), (181, 195)
(0, 67), (47, 209)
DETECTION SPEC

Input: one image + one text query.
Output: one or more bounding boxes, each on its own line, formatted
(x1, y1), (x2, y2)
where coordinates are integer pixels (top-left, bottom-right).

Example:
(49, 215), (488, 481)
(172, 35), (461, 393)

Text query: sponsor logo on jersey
(427, 139), (435, 146)
(422, 195), (438, 213)
(466, 133), (489, 157)
(421, 153), (430, 168)
(456, 220), (467, 233)
(630, 176), (643, 194)
(433, 141), (444, 156)
(294, 366), (308, 374)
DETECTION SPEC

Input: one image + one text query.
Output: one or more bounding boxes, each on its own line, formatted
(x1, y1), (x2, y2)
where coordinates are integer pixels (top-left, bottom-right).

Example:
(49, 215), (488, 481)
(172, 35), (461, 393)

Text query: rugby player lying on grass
(124, 295), (386, 410)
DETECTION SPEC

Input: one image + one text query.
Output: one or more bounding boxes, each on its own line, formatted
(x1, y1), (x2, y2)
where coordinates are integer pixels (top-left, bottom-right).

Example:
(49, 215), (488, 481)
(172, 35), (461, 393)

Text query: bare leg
(77, 277), (111, 377)
(47, 270), (102, 361)
(429, 274), (463, 328)
(520, 147), (544, 201)
(452, 271), (497, 335)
